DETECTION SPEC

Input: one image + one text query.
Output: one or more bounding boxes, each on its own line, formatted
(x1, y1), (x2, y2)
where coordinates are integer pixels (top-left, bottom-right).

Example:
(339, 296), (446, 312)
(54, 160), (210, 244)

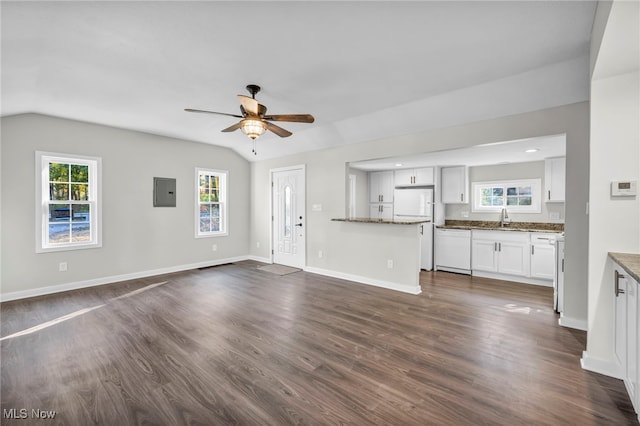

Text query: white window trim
(35, 151), (102, 253)
(195, 167), (228, 238)
(471, 178), (542, 213)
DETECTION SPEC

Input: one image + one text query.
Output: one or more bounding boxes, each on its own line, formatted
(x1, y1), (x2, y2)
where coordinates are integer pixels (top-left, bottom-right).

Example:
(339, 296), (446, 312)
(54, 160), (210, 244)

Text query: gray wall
(250, 102), (589, 324)
(445, 160), (565, 223)
(585, 0), (639, 375)
(1, 114), (250, 298)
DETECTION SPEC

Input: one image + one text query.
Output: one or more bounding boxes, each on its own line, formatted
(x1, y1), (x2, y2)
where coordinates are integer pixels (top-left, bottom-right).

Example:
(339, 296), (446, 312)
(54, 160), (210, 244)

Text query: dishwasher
(434, 228), (471, 274)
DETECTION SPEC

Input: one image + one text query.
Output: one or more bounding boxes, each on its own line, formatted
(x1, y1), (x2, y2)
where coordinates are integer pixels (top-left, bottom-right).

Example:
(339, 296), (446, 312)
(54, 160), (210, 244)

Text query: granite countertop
(609, 252), (640, 283)
(436, 220), (564, 233)
(332, 217), (432, 225)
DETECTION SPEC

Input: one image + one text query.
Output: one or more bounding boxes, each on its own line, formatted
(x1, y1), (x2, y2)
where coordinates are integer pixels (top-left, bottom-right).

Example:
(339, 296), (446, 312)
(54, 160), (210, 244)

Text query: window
(195, 168), (228, 237)
(36, 152), (101, 252)
(472, 179), (541, 213)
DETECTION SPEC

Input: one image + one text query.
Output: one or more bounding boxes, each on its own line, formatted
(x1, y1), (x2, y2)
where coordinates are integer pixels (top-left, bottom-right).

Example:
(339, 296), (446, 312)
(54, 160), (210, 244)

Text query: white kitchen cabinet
(471, 239), (497, 272)
(369, 171), (394, 219)
(369, 171), (394, 203)
(471, 230), (529, 277)
(614, 264), (627, 371)
(369, 203), (393, 219)
(441, 166), (468, 204)
(544, 157), (565, 202)
(627, 274), (638, 409)
(556, 240), (565, 312)
(530, 233), (557, 280)
(434, 228), (471, 273)
(613, 260), (639, 413)
(499, 240), (530, 276)
(395, 167), (434, 187)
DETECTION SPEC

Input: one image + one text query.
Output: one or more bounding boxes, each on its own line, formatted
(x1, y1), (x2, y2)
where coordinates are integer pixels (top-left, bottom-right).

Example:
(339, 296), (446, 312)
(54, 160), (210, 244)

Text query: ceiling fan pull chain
(252, 139), (257, 155)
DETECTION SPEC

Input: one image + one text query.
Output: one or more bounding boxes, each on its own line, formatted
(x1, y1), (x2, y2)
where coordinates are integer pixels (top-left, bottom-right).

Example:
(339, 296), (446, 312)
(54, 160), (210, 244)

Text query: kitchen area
(347, 134), (566, 312)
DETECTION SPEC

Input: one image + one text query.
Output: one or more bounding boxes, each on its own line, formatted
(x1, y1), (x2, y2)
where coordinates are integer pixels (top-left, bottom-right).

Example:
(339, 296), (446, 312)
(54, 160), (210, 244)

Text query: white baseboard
(304, 266), (422, 295)
(558, 313), (588, 331)
(0, 255), (250, 302)
(246, 255), (272, 264)
(581, 350), (623, 379)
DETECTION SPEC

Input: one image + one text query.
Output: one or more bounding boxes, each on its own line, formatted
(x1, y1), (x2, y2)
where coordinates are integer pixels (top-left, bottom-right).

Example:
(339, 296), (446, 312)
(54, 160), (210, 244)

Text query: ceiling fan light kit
(241, 119), (266, 140)
(185, 84), (314, 155)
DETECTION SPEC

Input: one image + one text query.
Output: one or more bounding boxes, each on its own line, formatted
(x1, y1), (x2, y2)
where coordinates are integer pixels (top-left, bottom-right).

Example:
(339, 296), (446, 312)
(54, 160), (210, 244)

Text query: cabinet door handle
(615, 270), (626, 297)
(548, 190), (551, 200)
(460, 193), (463, 202)
(499, 242), (502, 252)
(561, 258), (564, 272)
(494, 242), (497, 251)
(531, 245), (534, 255)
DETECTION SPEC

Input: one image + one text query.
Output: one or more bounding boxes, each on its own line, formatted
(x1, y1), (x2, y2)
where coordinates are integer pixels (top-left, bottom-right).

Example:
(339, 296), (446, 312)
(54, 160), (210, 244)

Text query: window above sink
(472, 179), (542, 213)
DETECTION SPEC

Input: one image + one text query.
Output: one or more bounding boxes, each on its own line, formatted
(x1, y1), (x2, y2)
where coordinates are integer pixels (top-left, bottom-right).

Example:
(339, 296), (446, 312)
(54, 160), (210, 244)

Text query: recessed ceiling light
(525, 148), (539, 153)
(395, 163), (403, 167)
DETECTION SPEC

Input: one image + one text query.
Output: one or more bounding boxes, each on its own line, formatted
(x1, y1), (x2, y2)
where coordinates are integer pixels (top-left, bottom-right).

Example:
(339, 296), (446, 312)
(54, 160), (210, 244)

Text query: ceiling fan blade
(185, 108), (243, 118)
(263, 114), (315, 123)
(265, 122), (292, 138)
(221, 122), (242, 133)
(237, 95), (259, 116)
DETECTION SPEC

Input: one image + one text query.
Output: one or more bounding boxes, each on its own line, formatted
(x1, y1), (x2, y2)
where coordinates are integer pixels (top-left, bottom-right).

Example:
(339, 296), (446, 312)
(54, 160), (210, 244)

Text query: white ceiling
(349, 134), (566, 171)
(1, 1), (596, 161)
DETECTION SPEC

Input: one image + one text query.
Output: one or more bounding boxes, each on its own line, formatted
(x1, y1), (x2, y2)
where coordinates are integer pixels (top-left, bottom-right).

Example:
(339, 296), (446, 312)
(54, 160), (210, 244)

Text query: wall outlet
(549, 211), (560, 220)
(211, 244), (217, 251)
(318, 250), (323, 259)
(312, 204), (322, 212)
(256, 241), (260, 249)
(387, 259), (393, 269)
(461, 211), (469, 218)
(59, 262), (67, 272)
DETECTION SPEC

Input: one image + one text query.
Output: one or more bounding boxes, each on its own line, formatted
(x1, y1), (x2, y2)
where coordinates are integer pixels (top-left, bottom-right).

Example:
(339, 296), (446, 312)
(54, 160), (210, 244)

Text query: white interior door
(272, 166), (305, 268)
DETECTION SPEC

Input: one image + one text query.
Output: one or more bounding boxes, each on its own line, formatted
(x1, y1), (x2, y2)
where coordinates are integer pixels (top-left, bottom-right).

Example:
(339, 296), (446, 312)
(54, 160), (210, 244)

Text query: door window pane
(284, 186), (292, 238)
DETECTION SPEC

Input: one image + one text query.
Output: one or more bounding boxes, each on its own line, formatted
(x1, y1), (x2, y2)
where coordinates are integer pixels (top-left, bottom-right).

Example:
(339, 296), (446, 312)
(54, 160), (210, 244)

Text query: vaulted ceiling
(1, 1), (596, 161)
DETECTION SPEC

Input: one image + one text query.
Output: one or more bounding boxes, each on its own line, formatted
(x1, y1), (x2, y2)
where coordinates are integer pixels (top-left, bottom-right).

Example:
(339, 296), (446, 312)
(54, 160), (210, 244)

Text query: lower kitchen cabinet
(471, 231), (530, 277)
(530, 233), (557, 280)
(613, 258), (639, 415)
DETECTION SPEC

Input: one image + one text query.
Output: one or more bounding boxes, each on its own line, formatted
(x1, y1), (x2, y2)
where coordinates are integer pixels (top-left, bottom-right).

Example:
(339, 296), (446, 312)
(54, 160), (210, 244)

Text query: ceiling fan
(185, 84), (315, 154)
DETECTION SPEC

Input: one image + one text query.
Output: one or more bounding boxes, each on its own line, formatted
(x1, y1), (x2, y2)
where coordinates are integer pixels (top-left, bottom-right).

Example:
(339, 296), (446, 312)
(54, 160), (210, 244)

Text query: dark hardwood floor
(1, 261), (637, 425)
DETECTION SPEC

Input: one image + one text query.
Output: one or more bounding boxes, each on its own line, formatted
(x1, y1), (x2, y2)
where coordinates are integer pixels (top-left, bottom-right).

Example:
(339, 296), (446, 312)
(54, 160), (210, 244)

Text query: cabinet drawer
(531, 233), (559, 244)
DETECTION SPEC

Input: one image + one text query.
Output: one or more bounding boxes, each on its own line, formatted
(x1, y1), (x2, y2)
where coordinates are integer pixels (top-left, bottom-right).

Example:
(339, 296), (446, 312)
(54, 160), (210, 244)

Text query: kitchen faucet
(500, 208), (511, 227)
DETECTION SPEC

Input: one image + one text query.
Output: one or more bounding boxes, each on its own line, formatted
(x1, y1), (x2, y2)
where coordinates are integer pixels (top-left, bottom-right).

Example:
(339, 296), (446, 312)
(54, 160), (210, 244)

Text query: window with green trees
(36, 152), (101, 252)
(195, 168), (227, 237)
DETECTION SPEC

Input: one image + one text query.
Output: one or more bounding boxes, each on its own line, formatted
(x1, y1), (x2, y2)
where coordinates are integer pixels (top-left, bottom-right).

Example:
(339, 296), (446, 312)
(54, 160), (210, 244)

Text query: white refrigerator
(393, 188), (434, 270)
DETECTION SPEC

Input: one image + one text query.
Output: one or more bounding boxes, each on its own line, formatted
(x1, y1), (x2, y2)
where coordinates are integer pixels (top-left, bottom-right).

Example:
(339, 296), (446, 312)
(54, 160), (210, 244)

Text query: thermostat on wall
(611, 180), (637, 197)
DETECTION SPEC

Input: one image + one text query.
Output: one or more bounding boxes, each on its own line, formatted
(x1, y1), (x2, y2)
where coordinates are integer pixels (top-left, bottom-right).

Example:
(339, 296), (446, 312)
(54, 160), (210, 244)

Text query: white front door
(272, 166), (305, 268)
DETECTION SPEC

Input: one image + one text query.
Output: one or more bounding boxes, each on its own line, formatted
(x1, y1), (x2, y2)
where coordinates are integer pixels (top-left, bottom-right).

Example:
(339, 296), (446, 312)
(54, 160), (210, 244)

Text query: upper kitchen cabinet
(395, 167), (434, 187)
(441, 166), (468, 204)
(369, 171), (394, 203)
(544, 157), (565, 202)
